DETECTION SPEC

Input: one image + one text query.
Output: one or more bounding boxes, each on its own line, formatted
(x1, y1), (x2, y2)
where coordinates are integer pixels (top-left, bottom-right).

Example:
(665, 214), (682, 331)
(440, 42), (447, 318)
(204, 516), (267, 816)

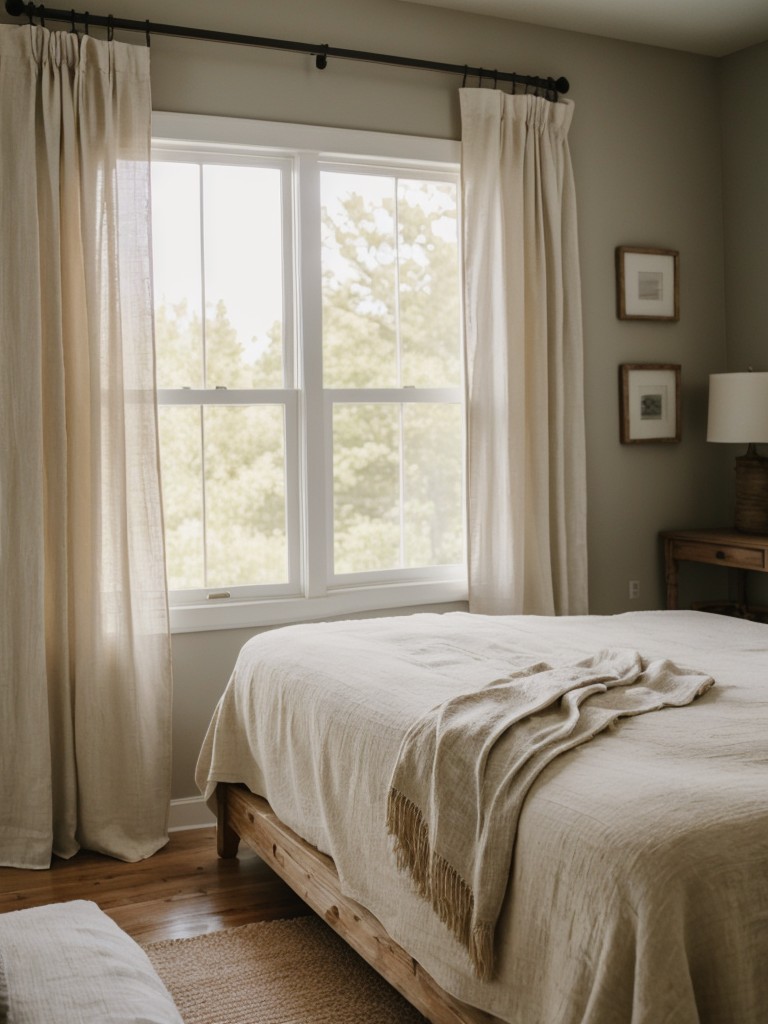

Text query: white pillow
(0, 900), (183, 1023)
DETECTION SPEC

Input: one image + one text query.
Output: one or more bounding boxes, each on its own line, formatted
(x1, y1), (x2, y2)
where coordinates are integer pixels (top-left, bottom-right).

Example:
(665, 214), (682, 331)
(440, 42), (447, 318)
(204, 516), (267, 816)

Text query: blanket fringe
(386, 788), (495, 980)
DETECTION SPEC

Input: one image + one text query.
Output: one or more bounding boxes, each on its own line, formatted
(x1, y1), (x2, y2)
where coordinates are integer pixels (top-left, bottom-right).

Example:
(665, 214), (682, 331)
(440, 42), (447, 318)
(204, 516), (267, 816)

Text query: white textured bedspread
(195, 611), (768, 1024)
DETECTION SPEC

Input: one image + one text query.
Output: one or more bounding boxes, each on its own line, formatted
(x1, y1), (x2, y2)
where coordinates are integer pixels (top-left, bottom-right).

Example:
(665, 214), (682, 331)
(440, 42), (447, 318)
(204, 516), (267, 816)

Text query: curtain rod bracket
(315, 44), (328, 70)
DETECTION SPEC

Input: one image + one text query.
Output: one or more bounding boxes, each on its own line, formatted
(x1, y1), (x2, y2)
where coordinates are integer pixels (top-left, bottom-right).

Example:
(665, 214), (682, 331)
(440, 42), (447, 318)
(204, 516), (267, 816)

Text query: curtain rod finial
(5, 1), (27, 16)
(555, 76), (569, 94)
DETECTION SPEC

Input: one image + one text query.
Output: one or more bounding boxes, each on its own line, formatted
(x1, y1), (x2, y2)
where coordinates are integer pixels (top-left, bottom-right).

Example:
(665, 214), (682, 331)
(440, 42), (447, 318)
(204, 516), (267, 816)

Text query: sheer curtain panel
(0, 25), (172, 868)
(460, 89), (588, 616)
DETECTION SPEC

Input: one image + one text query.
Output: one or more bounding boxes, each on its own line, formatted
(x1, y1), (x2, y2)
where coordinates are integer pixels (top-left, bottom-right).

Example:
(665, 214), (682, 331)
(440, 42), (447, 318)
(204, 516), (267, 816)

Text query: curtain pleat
(0, 24), (172, 868)
(460, 89), (588, 615)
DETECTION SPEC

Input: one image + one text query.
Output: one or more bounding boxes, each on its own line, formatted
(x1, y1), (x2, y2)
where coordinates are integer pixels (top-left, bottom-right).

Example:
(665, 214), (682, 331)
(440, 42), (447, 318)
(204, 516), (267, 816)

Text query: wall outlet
(629, 580), (640, 600)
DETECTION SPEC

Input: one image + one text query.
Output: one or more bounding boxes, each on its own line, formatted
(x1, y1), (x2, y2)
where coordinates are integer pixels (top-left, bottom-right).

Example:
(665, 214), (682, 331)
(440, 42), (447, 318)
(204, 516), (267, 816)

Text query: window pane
(203, 165), (284, 389)
(333, 404), (400, 572)
(204, 406), (288, 587)
(158, 406), (204, 589)
(151, 163), (204, 388)
(398, 179), (461, 388)
(322, 173), (397, 388)
(321, 172), (461, 390)
(403, 404), (464, 567)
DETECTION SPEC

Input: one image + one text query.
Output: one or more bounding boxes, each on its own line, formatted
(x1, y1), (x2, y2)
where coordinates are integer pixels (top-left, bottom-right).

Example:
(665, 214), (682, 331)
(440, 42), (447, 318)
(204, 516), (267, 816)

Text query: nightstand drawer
(671, 540), (766, 570)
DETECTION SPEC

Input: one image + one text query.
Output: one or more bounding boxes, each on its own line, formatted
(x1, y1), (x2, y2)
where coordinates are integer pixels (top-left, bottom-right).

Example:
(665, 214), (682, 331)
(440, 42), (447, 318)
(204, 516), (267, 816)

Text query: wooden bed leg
(216, 783), (240, 858)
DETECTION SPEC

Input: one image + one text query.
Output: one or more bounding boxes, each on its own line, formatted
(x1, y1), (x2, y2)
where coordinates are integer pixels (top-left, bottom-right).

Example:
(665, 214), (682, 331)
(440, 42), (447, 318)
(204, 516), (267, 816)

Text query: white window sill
(169, 579), (469, 633)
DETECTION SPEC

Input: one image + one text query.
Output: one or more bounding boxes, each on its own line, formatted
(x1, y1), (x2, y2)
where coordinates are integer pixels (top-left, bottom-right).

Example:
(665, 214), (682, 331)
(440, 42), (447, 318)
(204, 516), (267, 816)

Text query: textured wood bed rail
(216, 783), (503, 1024)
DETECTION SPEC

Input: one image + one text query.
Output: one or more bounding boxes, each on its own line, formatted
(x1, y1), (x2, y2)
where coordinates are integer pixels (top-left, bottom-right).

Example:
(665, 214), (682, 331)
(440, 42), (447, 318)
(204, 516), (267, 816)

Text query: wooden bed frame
(216, 782), (504, 1024)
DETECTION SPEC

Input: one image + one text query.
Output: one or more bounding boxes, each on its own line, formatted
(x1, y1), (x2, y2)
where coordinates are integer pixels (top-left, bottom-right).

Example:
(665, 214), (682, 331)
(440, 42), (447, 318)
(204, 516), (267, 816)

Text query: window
(151, 114), (466, 630)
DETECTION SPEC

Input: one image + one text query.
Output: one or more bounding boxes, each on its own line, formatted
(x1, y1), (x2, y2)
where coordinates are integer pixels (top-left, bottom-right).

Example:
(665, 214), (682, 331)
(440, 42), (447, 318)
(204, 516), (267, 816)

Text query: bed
(196, 610), (768, 1024)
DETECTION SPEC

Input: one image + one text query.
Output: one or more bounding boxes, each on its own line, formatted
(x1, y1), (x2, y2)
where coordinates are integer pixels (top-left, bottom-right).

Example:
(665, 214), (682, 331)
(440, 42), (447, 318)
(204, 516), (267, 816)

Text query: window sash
(324, 390), (465, 585)
(156, 390), (302, 604)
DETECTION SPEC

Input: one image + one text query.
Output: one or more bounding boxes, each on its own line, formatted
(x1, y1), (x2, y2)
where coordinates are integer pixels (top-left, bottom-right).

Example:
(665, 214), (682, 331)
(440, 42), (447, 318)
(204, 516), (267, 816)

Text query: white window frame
(152, 112), (466, 633)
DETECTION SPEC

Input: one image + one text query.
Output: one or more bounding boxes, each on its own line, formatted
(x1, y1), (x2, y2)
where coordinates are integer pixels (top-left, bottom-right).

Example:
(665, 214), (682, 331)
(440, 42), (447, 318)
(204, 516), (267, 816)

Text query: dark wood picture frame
(619, 363), (681, 444)
(616, 246), (679, 321)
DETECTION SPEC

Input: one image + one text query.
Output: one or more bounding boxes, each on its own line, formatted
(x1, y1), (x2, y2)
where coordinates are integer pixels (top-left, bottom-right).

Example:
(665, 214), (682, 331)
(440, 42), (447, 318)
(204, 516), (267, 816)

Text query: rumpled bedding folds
(196, 611), (768, 1024)
(386, 648), (714, 979)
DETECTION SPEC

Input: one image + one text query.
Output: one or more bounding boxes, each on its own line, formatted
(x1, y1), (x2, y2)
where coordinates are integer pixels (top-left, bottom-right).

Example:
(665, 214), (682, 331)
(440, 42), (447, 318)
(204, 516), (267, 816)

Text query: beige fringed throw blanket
(386, 648), (714, 980)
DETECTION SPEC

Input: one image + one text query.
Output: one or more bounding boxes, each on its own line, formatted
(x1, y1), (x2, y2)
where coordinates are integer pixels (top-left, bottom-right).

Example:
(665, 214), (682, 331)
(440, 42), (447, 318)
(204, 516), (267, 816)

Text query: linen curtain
(460, 89), (588, 616)
(0, 25), (172, 868)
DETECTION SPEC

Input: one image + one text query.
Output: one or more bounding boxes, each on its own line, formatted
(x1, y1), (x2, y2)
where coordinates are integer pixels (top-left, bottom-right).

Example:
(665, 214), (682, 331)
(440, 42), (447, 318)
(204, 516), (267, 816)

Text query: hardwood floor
(0, 826), (310, 944)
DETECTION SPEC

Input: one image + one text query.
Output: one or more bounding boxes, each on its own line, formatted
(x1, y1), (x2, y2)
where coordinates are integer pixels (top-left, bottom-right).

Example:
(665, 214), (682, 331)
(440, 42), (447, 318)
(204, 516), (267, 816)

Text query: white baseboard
(168, 795), (216, 832)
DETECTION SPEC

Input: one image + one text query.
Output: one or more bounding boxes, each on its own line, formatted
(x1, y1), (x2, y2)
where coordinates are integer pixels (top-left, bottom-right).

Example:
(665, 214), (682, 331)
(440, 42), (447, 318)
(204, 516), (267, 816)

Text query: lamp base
(734, 445), (768, 534)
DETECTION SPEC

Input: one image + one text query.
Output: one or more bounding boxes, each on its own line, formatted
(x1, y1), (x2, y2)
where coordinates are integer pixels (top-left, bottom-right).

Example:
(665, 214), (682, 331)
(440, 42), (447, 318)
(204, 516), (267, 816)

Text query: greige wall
(2, 0), (739, 798)
(719, 41), (768, 375)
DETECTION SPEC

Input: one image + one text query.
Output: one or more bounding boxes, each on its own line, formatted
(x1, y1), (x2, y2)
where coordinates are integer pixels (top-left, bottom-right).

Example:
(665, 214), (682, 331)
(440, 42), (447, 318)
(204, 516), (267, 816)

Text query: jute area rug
(143, 914), (427, 1024)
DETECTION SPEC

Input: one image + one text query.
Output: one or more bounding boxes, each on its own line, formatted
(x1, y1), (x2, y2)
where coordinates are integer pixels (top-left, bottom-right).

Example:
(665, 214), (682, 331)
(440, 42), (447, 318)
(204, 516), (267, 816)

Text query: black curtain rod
(4, 0), (569, 95)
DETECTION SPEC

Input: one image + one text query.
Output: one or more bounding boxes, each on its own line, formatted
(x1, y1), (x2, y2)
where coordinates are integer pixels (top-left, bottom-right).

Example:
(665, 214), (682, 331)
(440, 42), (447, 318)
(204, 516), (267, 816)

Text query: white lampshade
(707, 372), (768, 443)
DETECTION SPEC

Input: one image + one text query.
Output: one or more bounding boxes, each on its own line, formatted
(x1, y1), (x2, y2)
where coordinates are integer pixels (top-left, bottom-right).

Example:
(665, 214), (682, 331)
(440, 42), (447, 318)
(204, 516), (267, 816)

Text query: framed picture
(619, 363), (681, 444)
(616, 246), (679, 321)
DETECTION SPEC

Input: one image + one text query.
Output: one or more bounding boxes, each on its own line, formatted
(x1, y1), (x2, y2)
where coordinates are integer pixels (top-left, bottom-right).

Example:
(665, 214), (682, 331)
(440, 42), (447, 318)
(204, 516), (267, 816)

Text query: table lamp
(707, 371), (768, 533)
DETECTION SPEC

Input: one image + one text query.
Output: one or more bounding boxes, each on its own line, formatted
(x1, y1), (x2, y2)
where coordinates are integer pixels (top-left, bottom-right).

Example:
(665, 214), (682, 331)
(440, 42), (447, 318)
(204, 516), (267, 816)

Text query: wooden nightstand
(661, 528), (768, 614)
